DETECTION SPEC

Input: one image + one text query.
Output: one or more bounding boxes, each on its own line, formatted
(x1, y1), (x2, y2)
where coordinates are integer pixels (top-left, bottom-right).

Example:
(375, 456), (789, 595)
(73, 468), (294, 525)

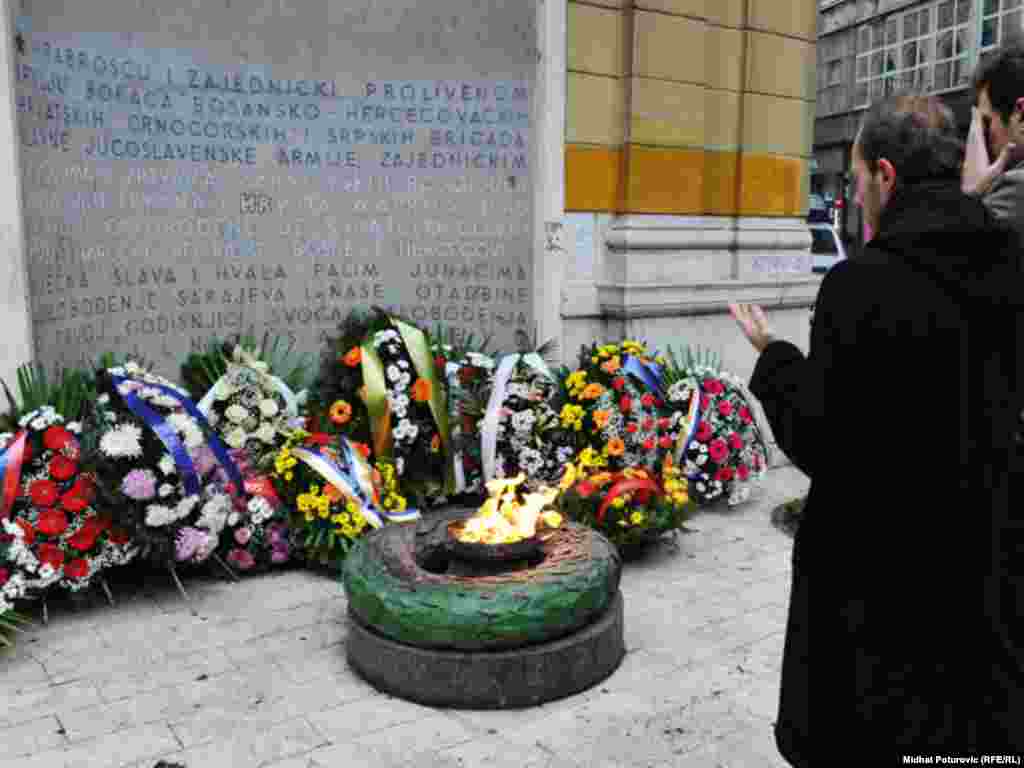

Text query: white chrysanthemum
(254, 423), (277, 444)
(159, 454), (176, 475)
(395, 457), (405, 475)
(176, 495), (200, 521)
(227, 511), (240, 527)
(145, 504), (175, 527)
(248, 495), (274, 524)
(398, 372), (411, 389)
(197, 495), (231, 535)
(158, 483), (174, 498)
(258, 399), (279, 418)
(97, 393), (110, 406)
(66, 421), (82, 434)
(398, 359), (410, 369)
(225, 404), (250, 424)
(100, 423), (144, 459)
(386, 364), (402, 383)
(225, 427), (248, 449)
(466, 352), (495, 369)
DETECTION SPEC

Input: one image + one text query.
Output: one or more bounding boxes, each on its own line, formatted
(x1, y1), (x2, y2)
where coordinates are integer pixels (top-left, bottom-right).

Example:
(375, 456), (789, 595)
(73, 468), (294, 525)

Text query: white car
(808, 223), (846, 274)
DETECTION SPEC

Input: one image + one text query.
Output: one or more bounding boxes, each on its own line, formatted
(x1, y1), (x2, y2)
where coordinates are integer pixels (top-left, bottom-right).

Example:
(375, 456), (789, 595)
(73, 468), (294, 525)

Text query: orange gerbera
(342, 346), (362, 367)
(352, 441), (371, 459)
(593, 410), (611, 429)
(431, 433), (441, 453)
(324, 484), (344, 503)
(591, 472), (613, 488)
(329, 400), (353, 425)
(580, 383), (605, 400)
(607, 437), (626, 457)
(411, 378), (432, 402)
(600, 355), (621, 374)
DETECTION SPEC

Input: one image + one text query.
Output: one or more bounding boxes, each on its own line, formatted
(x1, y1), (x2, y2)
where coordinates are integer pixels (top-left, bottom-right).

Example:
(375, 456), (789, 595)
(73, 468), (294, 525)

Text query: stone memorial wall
(14, 0), (536, 377)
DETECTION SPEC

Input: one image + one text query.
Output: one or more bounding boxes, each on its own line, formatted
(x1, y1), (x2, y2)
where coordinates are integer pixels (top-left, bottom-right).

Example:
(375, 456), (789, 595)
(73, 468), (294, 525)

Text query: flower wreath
(561, 341), (682, 473)
(556, 454), (693, 552)
(678, 366), (769, 506)
(314, 309), (451, 508)
(479, 352), (575, 492)
(0, 407), (136, 594)
(445, 350), (497, 496)
(89, 362), (242, 566)
(198, 346), (298, 466)
(217, 475), (293, 573)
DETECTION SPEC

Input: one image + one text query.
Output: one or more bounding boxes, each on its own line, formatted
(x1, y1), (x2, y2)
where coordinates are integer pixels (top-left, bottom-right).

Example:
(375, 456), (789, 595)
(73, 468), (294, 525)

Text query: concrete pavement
(0, 464), (810, 768)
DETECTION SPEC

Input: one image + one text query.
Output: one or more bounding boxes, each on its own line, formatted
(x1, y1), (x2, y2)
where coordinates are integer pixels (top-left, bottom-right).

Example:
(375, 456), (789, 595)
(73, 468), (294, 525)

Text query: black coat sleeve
(749, 261), (867, 478)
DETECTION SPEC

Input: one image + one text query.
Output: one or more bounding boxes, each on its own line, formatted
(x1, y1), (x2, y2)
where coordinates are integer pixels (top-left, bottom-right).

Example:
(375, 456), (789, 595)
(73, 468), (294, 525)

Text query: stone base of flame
(345, 590), (625, 709)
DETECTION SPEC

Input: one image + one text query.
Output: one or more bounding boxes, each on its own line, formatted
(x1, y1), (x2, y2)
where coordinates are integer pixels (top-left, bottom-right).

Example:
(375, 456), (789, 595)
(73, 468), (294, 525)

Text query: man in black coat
(731, 94), (1024, 763)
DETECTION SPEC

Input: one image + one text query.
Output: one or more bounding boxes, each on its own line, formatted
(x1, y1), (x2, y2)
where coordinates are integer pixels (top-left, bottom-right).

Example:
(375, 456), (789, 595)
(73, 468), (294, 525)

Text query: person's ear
(877, 158), (897, 193)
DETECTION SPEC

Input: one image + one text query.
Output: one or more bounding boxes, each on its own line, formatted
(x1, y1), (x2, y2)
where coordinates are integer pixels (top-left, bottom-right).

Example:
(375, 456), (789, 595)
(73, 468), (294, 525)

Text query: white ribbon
(480, 353), (552, 482)
(445, 361), (470, 494)
(673, 380), (703, 467)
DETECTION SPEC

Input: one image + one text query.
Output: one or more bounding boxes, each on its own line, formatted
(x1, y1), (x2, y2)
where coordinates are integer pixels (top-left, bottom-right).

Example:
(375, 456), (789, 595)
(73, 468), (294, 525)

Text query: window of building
(854, 0), (973, 108)
(981, 0), (1023, 58)
(827, 60), (843, 86)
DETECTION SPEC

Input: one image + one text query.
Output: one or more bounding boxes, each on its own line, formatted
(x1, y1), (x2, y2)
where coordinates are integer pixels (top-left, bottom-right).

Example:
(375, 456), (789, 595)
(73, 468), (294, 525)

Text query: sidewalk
(0, 465), (810, 768)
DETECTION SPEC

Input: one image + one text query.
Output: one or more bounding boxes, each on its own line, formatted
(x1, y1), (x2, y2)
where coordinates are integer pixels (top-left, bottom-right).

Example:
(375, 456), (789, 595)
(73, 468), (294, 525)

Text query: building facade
(814, 0), (1014, 249)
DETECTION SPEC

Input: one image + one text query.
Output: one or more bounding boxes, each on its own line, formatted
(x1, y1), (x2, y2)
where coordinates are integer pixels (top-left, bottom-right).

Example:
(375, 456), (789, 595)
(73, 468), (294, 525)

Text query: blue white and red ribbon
(674, 380), (703, 480)
(623, 355), (665, 400)
(0, 431), (28, 519)
(480, 352), (551, 482)
(114, 386), (201, 496)
(113, 375), (245, 495)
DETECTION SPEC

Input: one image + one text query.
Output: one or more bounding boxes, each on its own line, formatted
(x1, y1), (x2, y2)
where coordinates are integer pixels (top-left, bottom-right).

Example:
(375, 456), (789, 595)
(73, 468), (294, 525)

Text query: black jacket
(750, 179), (1024, 763)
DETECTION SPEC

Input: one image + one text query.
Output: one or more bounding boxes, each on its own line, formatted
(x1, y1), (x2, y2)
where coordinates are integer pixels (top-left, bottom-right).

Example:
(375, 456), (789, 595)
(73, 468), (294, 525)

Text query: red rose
(657, 417), (672, 431)
(695, 421), (713, 443)
(739, 406), (753, 424)
(700, 394), (711, 411)
(703, 379), (724, 396)
(717, 400), (733, 418)
(612, 377), (626, 392)
(305, 432), (331, 446)
(67, 526), (99, 552)
(0, 567), (8, 586)
(36, 542), (64, 568)
(642, 437), (656, 452)
(659, 435), (674, 449)
(728, 433), (744, 451)
(69, 475), (95, 503)
(640, 393), (655, 408)
(36, 508), (68, 537)
(458, 367), (476, 386)
(619, 396), (632, 414)
(64, 558), (89, 580)
(14, 518), (34, 545)
(576, 480), (596, 498)
(715, 466), (735, 482)
(61, 494), (89, 514)
(626, 422), (639, 434)
(708, 438), (729, 463)
(49, 455), (77, 482)
(434, 355), (446, 371)
(43, 426), (73, 452)
(737, 464), (750, 481)
(29, 479), (59, 507)
(642, 417), (655, 431)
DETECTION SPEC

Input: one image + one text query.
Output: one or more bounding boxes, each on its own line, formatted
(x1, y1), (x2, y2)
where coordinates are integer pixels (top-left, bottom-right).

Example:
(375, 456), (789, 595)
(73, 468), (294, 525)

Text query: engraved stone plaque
(14, 0), (536, 377)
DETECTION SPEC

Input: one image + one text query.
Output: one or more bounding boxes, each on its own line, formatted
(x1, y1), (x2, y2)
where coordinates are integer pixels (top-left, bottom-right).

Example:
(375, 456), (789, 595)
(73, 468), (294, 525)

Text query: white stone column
(0, 2), (34, 389)
(533, 0), (566, 349)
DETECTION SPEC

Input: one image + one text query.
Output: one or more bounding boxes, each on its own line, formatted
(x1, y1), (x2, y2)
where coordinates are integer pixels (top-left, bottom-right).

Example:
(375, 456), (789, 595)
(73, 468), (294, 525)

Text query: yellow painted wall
(565, 0), (816, 217)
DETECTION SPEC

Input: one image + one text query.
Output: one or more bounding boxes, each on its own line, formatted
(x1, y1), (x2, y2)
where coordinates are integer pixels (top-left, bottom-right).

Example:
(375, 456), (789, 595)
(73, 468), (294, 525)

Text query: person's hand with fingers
(963, 106), (1016, 196)
(729, 303), (777, 354)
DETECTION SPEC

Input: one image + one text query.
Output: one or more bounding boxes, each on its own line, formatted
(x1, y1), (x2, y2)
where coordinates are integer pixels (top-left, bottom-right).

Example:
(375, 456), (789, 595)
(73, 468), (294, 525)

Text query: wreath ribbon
(291, 440), (421, 528)
(622, 355), (665, 400)
(112, 375), (244, 494)
(481, 352), (552, 482)
(596, 476), (663, 524)
(0, 431), (28, 519)
(674, 381), (704, 479)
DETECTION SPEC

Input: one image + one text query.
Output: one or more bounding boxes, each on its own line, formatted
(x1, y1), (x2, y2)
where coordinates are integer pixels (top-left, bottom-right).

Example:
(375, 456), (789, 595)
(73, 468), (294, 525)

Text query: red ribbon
(0, 431), (28, 520)
(596, 475), (662, 523)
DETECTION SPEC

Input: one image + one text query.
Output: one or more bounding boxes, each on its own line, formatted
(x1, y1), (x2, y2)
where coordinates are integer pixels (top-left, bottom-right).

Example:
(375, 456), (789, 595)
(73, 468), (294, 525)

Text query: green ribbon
(394, 318), (454, 495)
(360, 339), (391, 460)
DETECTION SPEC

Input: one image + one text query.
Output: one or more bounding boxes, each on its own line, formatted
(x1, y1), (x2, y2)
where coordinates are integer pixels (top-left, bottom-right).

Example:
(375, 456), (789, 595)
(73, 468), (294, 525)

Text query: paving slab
(1, 465), (810, 768)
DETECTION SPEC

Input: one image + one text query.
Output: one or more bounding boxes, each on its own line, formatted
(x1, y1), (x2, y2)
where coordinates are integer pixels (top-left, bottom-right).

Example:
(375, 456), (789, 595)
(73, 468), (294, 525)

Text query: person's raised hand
(963, 106), (1015, 196)
(729, 303), (777, 353)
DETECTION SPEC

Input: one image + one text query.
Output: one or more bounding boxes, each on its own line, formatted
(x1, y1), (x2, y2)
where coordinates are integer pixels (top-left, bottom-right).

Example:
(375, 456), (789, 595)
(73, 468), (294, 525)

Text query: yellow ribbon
(359, 339), (392, 459)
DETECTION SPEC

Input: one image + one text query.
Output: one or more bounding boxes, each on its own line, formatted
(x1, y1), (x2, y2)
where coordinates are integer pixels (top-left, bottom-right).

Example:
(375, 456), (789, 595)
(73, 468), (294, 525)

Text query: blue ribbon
(112, 375), (244, 493)
(0, 431), (28, 519)
(114, 386), (200, 496)
(623, 355), (665, 400)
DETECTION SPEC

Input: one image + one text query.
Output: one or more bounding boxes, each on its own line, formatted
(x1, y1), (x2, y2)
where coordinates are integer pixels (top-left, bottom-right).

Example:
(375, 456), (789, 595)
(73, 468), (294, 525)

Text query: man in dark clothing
(731, 94), (1024, 763)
